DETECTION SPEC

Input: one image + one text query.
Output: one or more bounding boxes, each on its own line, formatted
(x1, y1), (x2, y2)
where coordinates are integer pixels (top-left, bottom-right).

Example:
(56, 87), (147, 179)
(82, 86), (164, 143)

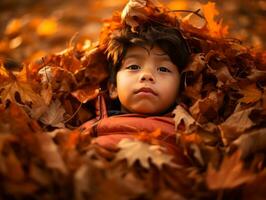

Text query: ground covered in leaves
(0, 0), (266, 200)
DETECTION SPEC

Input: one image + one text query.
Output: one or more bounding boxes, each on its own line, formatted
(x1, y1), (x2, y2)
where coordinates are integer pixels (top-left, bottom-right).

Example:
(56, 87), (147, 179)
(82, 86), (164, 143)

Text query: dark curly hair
(106, 21), (191, 84)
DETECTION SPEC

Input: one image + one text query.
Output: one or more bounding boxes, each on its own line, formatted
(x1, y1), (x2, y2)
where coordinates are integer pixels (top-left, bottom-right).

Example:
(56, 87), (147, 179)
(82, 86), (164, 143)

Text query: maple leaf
(206, 152), (255, 189)
(173, 105), (199, 134)
(0, 79), (42, 105)
(202, 2), (228, 38)
(39, 99), (66, 128)
(115, 138), (177, 169)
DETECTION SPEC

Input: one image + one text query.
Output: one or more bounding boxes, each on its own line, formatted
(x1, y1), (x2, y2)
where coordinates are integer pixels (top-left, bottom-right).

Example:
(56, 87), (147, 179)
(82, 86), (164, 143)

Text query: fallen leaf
(0, 79), (42, 105)
(238, 84), (262, 104)
(115, 138), (176, 169)
(231, 128), (266, 159)
(35, 132), (68, 174)
(39, 99), (66, 128)
(173, 105), (199, 133)
(206, 152), (255, 189)
(71, 85), (100, 103)
(219, 107), (256, 145)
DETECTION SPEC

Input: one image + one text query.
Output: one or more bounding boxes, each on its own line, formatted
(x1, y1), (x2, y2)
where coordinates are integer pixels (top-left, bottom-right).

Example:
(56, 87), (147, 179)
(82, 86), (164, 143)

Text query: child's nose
(139, 71), (155, 82)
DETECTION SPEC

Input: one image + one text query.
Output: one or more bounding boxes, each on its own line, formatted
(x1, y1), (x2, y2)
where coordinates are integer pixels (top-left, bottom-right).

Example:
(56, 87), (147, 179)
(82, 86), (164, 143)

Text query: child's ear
(108, 83), (118, 99)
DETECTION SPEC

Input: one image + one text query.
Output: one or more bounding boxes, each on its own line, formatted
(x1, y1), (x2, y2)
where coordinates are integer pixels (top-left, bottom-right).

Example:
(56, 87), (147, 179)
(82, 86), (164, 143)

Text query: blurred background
(0, 0), (265, 64)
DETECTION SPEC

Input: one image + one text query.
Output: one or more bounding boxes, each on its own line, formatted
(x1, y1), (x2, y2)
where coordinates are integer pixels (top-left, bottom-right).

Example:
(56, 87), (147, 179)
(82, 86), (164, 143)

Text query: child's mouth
(134, 87), (158, 96)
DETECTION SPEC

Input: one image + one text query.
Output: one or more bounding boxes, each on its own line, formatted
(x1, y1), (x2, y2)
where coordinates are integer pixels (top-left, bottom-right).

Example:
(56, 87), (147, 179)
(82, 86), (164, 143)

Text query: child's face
(113, 45), (180, 115)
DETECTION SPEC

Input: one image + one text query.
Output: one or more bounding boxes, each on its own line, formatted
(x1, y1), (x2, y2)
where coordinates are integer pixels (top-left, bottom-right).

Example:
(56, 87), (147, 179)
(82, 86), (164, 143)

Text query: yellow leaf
(0, 80), (41, 105)
(5, 19), (22, 35)
(202, 2), (228, 37)
(37, 18), (58, 37)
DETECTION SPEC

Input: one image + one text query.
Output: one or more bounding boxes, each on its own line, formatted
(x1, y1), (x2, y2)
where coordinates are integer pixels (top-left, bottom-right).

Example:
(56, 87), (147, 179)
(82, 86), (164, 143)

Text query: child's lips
(134, 87), (158, 96)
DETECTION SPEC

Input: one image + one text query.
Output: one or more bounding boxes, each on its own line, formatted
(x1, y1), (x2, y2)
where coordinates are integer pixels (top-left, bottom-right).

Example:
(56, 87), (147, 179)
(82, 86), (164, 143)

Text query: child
(81, 21), (190, 164)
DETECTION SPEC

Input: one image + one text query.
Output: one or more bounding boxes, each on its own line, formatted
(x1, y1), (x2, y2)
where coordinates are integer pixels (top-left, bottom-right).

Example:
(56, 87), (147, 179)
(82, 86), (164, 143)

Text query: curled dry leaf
(231, 128), (266, 159)
(115, 138), (176, 169)
(189, 91), (224, 123)
(184, 53), (206, 76)
(238, 84), (262, 104)
(121, 0), (163, 31)
(173, 105), (199, 134)
(121, 0), (148, 30)
(219, 107), (256, 145)
(71, 85), (100, 103)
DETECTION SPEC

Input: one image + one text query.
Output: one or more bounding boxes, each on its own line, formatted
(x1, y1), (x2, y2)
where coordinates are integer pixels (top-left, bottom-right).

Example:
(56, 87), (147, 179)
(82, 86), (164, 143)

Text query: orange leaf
(71, 85), (100, 103)
(238, 84), (262, 104)
(202, 2), (228, 37)
(206, 152), (255, 189)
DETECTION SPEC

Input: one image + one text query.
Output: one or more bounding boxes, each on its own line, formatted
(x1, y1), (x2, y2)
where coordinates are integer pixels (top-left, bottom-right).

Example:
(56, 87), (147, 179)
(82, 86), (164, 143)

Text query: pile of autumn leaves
(1, 0), (266, 199)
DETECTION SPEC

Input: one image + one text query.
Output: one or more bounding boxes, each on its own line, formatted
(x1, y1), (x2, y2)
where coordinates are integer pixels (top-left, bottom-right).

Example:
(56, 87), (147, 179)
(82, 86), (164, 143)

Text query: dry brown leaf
(243, 170), (266, 200)
(121, 0), (163, 31)
(247, 68), (266, 81)
(189, 91), (224, 123)
(231, 128), (266, 159)
(4, 149), (25, 182)
(184, 53), (206, 76)
(35, 132), (68, 174)
(121, 0), (148, 30)
(206, 152), (255, 190)
(173, 105), (199, 134)
(219, 107), (256, 145)
(238, 84), (262, 104)
(39, 99), (66, 128)
(115, 138), (176, 169)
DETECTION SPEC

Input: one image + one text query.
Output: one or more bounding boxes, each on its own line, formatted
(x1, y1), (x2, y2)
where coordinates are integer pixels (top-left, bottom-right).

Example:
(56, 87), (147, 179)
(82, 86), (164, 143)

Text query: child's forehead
(124, 45), (169, 59)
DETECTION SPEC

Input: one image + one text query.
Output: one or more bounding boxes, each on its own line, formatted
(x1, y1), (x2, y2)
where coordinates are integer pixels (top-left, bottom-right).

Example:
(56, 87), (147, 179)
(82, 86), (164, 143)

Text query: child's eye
(126, 65), (141, 70)
(158, 66), (171, 72)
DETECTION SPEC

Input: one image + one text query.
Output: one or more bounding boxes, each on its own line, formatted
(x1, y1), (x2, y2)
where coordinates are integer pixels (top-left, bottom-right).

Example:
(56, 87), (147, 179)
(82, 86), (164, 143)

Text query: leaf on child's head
(115, 138), (177, 169)
(202, 2), (228, 38)
(121, 0), (163, 31)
